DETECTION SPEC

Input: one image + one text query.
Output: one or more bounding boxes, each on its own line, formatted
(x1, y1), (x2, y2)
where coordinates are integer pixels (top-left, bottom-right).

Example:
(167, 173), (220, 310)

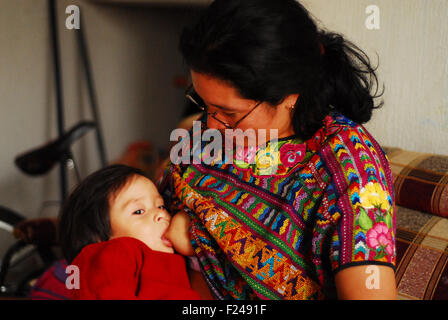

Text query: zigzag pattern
(173, 169), (323, 300)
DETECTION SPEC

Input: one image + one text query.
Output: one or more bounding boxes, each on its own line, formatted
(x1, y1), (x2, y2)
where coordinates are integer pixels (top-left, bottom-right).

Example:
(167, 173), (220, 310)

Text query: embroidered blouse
(159, 112), (396, 300)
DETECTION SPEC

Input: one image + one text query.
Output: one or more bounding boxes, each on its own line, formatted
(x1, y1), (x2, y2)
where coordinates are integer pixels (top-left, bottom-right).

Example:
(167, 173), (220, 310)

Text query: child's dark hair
(58, 164), (148, 263)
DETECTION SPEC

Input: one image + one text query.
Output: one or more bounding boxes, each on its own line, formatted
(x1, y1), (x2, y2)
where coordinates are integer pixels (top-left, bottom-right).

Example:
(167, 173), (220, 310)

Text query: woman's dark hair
(179, 0), (384, 139)
(58, 164), (148, 263)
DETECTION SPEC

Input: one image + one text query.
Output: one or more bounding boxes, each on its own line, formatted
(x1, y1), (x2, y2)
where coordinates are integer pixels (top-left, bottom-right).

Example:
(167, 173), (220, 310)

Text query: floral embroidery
(254, 148), (280, 176)
(279, 143), (306, 167)
(366, 222), (394, 258)
(230, 140), (306, 176)
(359, 182), (390, 211)
(357, 182), (394, 259)
(208, 113), (346, 176)
(234, 146), (257, 169)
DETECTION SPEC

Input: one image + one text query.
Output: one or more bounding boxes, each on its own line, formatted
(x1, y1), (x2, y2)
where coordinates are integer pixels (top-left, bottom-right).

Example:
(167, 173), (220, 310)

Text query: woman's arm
(335, 265), (397, 300)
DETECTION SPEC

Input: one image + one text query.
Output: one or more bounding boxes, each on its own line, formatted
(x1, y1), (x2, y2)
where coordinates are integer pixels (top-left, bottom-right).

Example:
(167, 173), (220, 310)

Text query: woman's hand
(165, 211), (215, 299)
(164, 210), (194, 256)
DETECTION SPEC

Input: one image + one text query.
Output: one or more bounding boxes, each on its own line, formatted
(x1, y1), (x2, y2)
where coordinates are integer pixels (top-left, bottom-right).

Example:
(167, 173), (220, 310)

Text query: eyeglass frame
(185, 85), (263, 130)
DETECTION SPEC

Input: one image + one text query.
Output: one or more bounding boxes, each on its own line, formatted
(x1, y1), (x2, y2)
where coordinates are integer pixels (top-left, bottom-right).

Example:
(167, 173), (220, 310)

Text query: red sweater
(70, 237), (201, 300)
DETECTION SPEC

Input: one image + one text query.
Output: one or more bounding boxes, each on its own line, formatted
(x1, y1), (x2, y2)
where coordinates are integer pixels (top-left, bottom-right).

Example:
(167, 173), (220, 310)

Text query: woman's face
(190, 71), (298, 140)
(108, 175), (174, 253)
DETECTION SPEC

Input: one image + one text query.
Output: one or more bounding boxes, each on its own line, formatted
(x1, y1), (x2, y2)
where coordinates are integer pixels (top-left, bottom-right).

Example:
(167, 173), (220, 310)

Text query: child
(58, 164), (201, 300)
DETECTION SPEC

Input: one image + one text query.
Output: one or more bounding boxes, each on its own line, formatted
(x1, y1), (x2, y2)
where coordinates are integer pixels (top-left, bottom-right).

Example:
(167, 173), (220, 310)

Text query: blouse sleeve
(322, 125), (396, 274)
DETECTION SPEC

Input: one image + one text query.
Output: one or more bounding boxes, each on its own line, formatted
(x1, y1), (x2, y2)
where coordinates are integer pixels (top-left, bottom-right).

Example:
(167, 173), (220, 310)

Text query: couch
(384, 146), (448, 300)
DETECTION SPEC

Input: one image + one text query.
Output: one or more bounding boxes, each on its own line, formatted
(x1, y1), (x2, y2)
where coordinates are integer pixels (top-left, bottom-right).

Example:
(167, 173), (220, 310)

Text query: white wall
(302, 0), (448, 155)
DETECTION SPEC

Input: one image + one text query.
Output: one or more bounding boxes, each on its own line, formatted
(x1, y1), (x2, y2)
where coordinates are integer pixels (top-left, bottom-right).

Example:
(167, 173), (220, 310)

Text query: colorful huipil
(158, 112), (396, 300)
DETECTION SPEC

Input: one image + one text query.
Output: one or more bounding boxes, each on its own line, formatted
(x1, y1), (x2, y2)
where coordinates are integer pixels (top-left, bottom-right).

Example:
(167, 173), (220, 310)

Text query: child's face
(109, 175), (174, 253)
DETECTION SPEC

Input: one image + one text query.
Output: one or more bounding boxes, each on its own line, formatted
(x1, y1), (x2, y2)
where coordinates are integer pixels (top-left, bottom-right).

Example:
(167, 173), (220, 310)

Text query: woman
(159, 0), (397, 300)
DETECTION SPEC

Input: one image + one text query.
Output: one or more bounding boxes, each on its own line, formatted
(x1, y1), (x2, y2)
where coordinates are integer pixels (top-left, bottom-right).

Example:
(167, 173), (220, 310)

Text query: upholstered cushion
(383, 147), (448, 218)
(383, 147), (448, 299)
(395, 204), (448, 300)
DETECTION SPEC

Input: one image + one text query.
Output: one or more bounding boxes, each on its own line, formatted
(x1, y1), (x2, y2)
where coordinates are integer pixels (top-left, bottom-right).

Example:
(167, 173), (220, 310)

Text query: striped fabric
(383, 147), (448, 218)
(395, 205), (448, 300)
(384, 147), (448, 300)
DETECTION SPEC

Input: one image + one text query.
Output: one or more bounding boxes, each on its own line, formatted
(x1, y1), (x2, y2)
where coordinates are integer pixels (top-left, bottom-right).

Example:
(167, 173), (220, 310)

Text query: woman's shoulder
(317, 112), (384, 156)
(316, 112), (393, 192)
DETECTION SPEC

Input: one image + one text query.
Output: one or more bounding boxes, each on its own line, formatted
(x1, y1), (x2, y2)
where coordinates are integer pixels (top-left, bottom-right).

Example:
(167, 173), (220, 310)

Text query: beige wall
(302, 0), (448, 156)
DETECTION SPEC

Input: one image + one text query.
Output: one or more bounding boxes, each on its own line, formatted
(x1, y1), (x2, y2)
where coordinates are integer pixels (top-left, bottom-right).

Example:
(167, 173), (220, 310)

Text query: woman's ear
(283, 93), (300, 110)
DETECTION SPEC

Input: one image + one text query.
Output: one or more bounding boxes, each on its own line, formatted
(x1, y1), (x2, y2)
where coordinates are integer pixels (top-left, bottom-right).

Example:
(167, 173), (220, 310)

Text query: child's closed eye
(158, 205), (167, 210)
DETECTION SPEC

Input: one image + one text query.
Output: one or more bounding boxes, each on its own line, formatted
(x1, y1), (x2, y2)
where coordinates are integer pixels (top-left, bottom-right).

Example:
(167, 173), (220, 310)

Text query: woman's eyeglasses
(185, 85), (262, 130)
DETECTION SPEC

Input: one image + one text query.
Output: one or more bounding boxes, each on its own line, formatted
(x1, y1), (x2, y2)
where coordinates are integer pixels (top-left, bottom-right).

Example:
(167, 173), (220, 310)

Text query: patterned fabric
(159, 112), (397, 300)
(395, 205), (448, 300)
(383, 147), (448, 218)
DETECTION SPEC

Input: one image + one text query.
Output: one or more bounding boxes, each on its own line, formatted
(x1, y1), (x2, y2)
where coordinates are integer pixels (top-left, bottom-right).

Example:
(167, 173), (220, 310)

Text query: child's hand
(164, 210), (194, 256)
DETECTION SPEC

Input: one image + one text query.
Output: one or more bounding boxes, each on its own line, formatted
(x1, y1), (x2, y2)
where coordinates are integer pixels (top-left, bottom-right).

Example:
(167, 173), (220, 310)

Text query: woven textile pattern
(159, 112), (397, 300)
(395, 205), (448, 300)
(383, 147), (448, 218)
(384, 148), (448, 300)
